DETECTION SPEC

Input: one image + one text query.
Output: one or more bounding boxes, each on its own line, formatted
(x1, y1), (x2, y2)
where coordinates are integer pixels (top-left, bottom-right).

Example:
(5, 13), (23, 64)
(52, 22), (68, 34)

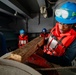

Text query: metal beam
(0, 0), (31, 19)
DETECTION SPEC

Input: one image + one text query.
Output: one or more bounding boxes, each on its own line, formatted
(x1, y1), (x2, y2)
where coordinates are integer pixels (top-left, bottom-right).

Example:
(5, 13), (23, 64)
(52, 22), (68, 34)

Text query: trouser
(43, 53), (72, 66)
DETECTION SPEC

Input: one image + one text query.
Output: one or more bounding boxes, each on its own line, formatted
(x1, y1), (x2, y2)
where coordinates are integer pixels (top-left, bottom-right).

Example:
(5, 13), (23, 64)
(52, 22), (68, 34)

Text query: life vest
(40, 33), (48, 40)
(18, 35), (28, 48)
(43, 23), (76, 56)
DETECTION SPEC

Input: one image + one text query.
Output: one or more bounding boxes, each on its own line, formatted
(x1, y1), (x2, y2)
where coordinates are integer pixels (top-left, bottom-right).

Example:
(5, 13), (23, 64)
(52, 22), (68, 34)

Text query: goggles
(55, 9), (76, 19)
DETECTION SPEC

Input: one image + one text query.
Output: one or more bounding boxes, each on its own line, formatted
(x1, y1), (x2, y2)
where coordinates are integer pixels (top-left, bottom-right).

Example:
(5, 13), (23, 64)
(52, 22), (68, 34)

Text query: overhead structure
(0, 0), (40, 19)
(0, 0), (59, 19)
(0, 58), (41, 75)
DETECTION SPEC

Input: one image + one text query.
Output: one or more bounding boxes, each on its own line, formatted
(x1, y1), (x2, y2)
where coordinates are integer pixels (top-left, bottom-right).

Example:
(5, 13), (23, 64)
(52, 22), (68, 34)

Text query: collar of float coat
(51, 23), (76, 37)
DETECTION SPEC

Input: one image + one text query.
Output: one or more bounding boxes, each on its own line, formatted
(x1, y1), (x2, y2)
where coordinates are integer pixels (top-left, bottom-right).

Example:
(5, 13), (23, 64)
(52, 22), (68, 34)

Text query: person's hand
(47, 50), (57, 56)
(47, 51), (52, 55)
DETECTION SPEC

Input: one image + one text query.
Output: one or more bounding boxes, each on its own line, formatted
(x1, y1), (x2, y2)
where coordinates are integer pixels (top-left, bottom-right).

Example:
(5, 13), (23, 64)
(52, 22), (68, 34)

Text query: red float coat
(40, 33), (48, 40)
(43, 23), (76, 56)
(18, 35), (28, 48)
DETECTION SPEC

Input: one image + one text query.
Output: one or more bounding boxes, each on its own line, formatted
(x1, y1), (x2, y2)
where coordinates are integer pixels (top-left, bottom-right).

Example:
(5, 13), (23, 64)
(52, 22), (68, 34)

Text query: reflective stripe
(20, 40), (26, 44)
(48, 36), (52, 42)
(24, 40), (26, 44)
(49, 39), (58, 49)
(48, 36), (58, 49)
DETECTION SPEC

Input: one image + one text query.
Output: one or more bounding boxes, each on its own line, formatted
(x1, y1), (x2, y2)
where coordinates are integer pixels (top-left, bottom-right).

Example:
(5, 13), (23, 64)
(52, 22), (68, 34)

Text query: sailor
(18, 29), (28, 48)
(40, 28), (48, 40)
(43, 1), (76, 66)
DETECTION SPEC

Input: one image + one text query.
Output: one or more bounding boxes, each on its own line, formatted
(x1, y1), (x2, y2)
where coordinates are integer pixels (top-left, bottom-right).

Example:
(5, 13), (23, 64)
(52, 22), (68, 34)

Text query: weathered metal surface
(0, 58), (41, 75)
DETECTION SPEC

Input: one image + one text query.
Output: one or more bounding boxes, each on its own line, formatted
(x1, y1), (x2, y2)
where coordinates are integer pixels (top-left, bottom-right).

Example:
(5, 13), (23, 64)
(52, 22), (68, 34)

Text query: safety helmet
(42, 28), (47, 33)
(20, 29), (25, 34)
(55, 2), (76, 24)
